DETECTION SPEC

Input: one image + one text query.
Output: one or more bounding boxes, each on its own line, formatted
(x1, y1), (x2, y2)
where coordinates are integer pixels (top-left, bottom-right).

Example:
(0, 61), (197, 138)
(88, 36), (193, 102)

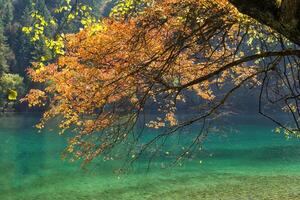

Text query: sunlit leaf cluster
(22, 0), (100, 64)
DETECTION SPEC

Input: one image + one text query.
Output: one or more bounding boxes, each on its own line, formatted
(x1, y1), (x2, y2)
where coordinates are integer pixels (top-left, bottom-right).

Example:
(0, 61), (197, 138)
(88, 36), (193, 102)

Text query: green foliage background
(0, 0), (113, 110)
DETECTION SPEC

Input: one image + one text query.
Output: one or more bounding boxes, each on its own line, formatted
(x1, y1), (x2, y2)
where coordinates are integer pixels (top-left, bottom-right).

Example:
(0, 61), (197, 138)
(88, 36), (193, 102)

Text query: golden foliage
(24, 0), (287, 163)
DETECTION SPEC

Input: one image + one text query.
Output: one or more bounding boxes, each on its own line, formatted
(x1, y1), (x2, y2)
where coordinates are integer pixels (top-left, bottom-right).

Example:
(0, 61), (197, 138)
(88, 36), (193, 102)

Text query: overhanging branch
(176, 49), (300, 90)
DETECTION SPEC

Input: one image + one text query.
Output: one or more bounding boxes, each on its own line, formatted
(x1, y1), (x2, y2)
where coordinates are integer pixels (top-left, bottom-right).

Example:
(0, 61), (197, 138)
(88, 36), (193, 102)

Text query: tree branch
(176, 49), (300, 91)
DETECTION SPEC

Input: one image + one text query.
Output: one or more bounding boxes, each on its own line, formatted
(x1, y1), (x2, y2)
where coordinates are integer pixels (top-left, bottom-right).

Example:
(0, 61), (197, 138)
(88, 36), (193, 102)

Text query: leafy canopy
(23, 0), (300, 165)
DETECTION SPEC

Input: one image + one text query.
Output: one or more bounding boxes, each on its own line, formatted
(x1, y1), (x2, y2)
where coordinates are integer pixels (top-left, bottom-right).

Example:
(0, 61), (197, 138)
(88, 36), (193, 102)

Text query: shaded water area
(1, 114), (300, 199)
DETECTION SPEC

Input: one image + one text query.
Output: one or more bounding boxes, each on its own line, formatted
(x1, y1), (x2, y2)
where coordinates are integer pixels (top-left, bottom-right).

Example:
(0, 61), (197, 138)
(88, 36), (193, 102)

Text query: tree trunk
(229, 0), (300, 46)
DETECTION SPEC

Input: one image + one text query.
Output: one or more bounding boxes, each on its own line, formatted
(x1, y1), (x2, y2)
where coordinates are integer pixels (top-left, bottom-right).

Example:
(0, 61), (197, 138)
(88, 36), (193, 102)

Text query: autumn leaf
(7, 89), (18, 101)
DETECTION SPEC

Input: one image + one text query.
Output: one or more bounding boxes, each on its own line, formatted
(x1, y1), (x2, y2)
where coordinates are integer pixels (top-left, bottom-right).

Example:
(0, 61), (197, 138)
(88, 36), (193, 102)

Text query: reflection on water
(0, 113), (300, 200)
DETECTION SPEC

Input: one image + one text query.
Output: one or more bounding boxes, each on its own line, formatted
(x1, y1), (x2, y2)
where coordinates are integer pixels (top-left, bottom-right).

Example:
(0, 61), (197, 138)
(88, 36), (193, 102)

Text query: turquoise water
(1, 114), (300, 199)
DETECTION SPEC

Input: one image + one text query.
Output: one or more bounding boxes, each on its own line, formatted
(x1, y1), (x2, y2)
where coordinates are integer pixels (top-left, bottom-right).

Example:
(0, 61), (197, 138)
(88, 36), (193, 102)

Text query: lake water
(1, 114), (300, 199)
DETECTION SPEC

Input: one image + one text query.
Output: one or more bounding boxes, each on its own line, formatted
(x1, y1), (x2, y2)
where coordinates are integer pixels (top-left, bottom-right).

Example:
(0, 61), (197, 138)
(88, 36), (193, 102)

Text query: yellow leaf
(8, 89), (18, 101)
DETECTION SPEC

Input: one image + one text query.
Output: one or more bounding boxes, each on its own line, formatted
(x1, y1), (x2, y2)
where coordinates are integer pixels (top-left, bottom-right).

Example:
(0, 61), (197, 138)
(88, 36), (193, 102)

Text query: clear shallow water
(1, 114), (300, 200)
